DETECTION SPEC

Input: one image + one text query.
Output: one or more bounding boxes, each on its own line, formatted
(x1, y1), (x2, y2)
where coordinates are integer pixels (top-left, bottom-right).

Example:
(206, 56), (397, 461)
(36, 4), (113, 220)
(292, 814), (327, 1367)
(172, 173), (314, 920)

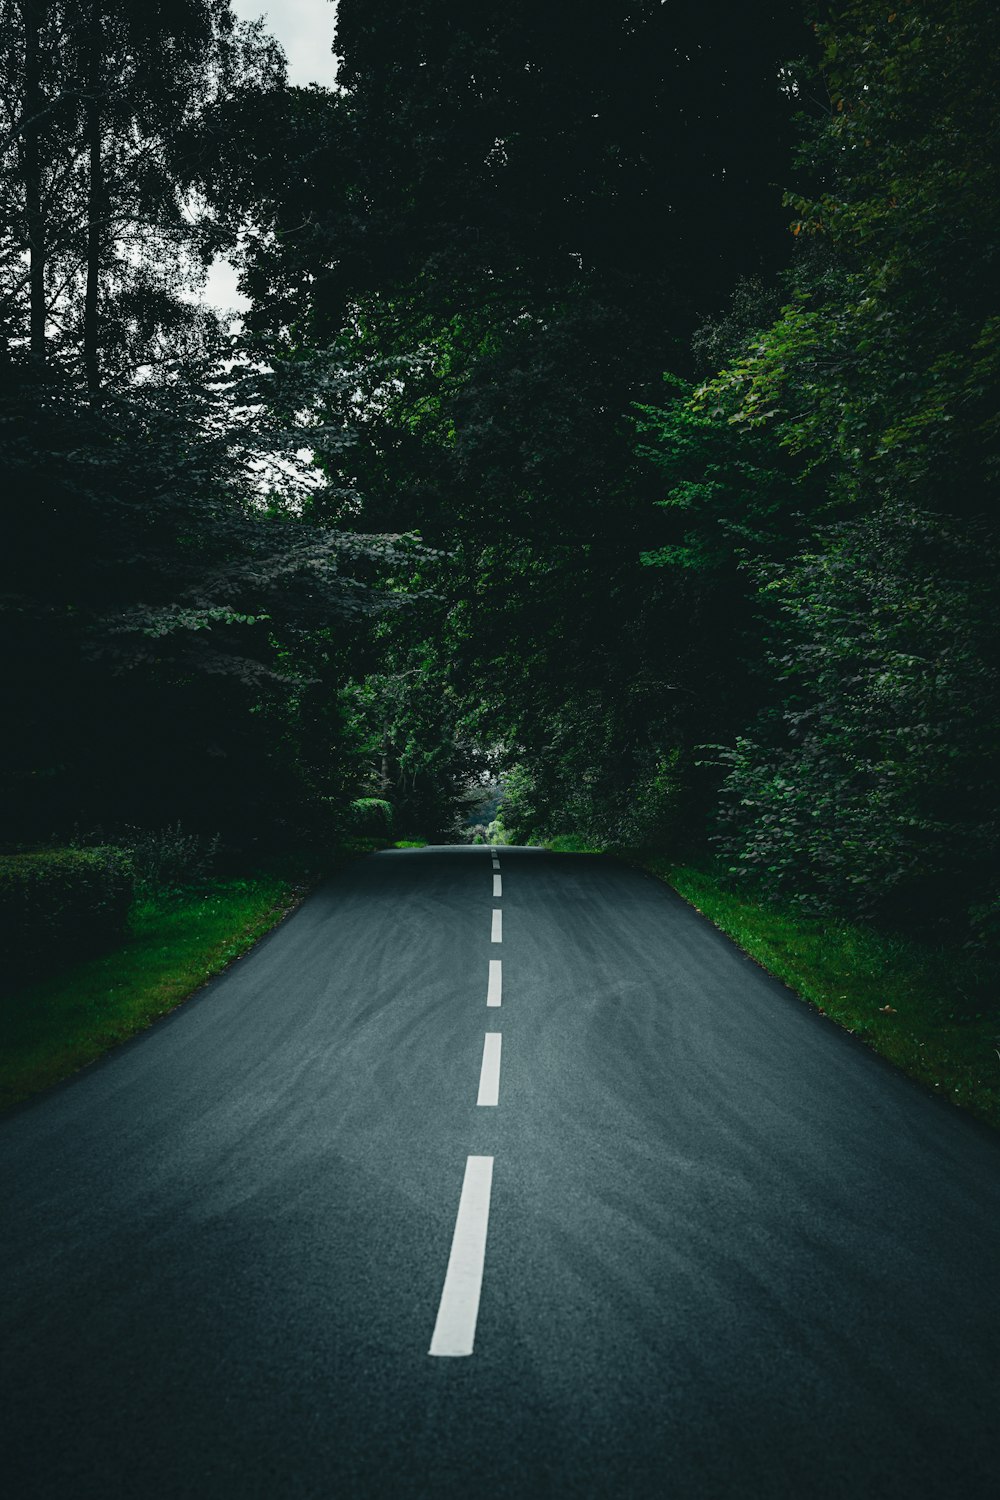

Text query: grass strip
(0, 873), (304, 1111)
(635, 856), (1000, 1132)
(546, 834), (605, 853)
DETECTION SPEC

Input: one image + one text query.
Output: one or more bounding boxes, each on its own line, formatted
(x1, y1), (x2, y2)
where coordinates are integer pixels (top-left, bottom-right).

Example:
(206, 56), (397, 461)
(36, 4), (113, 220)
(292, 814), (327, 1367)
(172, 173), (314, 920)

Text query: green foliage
(498, 747), (701, 855)
(545, 834), (605, 854)
(636, 0), (1000, 945)
(350, 796), (393, 834)
(0, 0), (284, 382)
(210, 0), (809, 862)
(342, 641), (500, 840)
(1, 354), (404, 845)
(712, 503), (1000, 932)
(492, 766), (541, 846)
(635, 362), (808, 571)
(118, 823), (221, 895)
(708, 0), (1000, 509)
(1, 4), (411, 854)
(0, 848), (132, 987)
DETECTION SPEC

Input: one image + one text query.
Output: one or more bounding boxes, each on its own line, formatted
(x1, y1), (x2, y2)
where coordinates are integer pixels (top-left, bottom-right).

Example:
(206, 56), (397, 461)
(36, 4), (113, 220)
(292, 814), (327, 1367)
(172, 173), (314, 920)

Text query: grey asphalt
(2, 846), (999, 1499)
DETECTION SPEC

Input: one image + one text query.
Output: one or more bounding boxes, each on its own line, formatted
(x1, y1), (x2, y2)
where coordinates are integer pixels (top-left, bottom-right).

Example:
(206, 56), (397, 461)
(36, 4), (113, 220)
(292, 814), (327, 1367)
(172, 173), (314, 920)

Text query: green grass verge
(0, 874), (303, 1111)
(633, 856), (1000, 1132)
(545, 833), (605, 853)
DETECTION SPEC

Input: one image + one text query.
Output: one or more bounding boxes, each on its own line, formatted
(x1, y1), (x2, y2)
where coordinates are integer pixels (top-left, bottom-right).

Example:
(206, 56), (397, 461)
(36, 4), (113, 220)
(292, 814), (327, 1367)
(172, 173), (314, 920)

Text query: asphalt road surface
(2, 846), (1000, 1498)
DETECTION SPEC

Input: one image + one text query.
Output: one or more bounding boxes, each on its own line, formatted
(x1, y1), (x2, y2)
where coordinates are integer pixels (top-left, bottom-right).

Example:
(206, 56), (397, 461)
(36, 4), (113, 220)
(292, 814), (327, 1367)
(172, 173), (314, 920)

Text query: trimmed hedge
(0, 849), (133, 989)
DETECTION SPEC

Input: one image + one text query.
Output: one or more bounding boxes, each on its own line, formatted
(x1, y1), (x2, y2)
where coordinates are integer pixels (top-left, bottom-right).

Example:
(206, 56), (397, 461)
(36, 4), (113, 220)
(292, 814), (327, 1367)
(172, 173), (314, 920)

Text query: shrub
(120, 823), (221, 895)
(349, 798), (393, 837)
(0, 848), (133, 988)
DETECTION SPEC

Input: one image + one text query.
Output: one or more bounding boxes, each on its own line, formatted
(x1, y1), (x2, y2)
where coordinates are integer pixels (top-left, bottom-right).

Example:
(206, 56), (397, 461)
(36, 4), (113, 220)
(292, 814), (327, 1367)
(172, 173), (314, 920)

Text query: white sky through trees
(203, 1), (339, 313)
(231, 0), (339, 89)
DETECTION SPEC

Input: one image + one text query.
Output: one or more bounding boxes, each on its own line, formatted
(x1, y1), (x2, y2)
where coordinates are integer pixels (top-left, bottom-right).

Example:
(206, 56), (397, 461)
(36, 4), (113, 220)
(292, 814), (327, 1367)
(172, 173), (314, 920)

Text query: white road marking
(477, 1032), (502, 1106)
(491, 858), (500, 870)
(493, 873), (502, 897)
(491, 908), (502, 943)
(428, 1156), (495, 1357)
(487, 958), (502, 1006)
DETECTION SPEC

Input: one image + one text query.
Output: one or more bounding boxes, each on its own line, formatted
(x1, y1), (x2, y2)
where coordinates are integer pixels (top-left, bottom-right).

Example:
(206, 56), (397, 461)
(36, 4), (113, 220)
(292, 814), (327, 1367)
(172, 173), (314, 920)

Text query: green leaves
(630, 2), (1000, 940)
(714, 502), (1000, 929)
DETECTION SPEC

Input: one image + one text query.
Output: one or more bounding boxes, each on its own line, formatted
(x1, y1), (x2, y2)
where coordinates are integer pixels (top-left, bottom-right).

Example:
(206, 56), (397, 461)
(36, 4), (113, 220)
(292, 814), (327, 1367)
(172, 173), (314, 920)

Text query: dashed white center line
(477, 1032), (502, 1106)
(428, 1156), (495, 1357)
(428, 850), (511, 1358)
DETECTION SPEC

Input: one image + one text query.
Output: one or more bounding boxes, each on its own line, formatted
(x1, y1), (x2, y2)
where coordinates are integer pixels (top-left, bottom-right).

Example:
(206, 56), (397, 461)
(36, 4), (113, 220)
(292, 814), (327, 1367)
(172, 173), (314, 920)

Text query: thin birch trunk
(23, 0), (46, 364)
(83, 1), (102, 399)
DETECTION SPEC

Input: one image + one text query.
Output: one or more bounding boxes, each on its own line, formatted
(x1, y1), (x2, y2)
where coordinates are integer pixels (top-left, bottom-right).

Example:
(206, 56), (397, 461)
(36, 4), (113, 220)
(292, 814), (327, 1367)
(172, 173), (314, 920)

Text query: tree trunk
(23, 0), (45, 365)
(83, 2), (102, 399)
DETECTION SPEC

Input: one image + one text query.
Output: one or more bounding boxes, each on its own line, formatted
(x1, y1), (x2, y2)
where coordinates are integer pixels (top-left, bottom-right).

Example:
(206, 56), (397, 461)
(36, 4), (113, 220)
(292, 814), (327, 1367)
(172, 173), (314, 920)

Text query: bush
(120, 822), (221, 895)
(349, 798), (393, 837)
(0, 848), (133, 988)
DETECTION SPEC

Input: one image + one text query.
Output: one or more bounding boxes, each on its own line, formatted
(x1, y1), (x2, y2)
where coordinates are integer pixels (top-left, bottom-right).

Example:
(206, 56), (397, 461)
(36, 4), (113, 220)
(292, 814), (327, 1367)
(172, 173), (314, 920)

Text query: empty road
(2, 846), (999, 1497)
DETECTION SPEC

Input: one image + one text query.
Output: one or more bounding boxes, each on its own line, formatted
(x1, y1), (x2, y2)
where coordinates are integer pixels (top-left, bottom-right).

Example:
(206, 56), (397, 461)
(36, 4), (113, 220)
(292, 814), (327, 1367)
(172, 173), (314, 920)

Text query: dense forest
(3, 0), (998, 949)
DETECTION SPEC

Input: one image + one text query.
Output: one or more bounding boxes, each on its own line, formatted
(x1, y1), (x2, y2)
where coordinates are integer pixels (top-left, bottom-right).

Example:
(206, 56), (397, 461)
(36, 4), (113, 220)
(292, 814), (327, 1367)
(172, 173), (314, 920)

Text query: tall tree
(1, 3), (407, 846)
(21, 0), (47, 363)
(0, 0), (284, 386)
(82, 0), (101, 395)
(639, 0), (1000, 934)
